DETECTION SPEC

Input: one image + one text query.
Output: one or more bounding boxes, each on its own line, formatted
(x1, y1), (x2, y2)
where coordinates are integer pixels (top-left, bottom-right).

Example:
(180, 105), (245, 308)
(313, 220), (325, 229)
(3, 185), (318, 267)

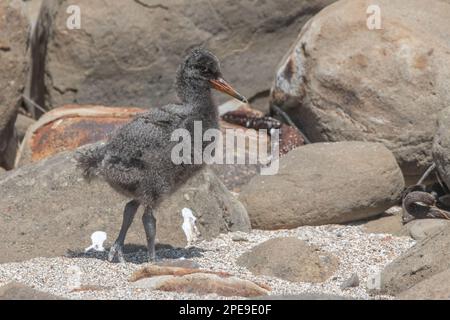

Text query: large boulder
(379, 225), (450, 296)
(397, 269), (450, 300)
(0, 151), (250, 263)
(239, 141), (404, 229)
(271, 0), (450, 177)
(433, 107), (450, 188)
(0, 0), (29, 169)
(28, 0), (335, 113)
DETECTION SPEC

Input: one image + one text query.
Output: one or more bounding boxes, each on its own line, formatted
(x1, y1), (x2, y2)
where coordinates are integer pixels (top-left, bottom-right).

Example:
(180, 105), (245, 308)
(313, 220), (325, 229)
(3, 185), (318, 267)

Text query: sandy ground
(0, 224), (415, 300)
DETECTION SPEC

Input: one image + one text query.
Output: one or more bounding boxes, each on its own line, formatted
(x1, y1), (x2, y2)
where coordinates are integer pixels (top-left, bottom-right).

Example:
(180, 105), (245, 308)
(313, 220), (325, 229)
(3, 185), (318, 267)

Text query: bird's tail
(74, 143), (106, 181)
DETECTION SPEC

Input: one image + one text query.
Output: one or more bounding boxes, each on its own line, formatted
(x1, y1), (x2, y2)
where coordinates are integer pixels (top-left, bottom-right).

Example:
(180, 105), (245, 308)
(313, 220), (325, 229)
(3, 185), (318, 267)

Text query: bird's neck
(177, 81), (219, 124)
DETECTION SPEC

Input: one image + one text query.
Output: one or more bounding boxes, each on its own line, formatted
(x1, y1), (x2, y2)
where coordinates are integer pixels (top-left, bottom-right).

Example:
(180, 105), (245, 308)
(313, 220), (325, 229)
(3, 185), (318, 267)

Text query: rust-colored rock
(131, 272), (269, 297)
(130, 265), (231, 282)
(130, 265), (270, 297)
(16, 105), (145, 166)
(221, 106), (305, 156)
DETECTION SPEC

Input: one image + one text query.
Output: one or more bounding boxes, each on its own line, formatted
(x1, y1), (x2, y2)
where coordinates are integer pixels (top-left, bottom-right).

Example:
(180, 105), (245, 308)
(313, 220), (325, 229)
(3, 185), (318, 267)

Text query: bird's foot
(108, 242), (125, 263)
(146, 253), (158, 264)
(145, 248), (159, 264)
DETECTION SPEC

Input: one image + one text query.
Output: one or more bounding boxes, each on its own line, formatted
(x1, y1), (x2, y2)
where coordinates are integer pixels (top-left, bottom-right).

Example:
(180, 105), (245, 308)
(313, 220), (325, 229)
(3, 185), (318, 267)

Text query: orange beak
(209, 77), (247, 103)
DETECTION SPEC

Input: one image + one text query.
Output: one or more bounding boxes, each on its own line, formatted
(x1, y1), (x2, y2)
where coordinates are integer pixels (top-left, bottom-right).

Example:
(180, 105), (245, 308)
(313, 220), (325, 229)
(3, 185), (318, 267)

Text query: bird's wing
(103, 104), (188, 168)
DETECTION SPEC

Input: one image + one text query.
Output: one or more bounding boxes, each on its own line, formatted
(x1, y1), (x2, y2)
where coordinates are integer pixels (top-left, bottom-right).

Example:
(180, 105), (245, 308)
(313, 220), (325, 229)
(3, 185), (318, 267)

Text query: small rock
(0, 282), (64, 300)
(385, 206), (403, 215)
(231, 232), (249, 242)
(362, 214), (407, 236)
(340, 273), (360, 290)
(407, 219), (450, 241)
(131, 273), (269, 297)
(237, 237), (338, 283)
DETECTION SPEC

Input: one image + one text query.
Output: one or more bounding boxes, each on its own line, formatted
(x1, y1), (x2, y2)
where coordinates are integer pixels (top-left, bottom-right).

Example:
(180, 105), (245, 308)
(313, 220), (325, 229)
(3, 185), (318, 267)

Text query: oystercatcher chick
(76, 48), (247, 262)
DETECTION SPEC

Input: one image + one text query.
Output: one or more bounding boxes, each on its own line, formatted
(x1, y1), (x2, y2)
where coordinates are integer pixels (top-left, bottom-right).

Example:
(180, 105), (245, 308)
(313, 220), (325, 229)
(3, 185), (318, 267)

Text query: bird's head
(176, 48), (247, 103)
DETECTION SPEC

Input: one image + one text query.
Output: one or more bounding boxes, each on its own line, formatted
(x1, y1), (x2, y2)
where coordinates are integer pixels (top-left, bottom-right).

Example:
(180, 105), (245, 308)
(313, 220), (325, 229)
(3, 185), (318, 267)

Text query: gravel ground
(0, 224), (415, 300)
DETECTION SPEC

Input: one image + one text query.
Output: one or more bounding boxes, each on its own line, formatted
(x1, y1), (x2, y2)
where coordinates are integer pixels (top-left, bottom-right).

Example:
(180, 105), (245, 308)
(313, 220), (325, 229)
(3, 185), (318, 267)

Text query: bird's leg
(142, 206), (157, 262)
(108, 200), (140, 263)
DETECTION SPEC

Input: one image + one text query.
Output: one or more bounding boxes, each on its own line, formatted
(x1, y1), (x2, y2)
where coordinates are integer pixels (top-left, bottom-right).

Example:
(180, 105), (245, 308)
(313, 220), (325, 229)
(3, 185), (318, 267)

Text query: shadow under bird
(75, 48), (247, 262)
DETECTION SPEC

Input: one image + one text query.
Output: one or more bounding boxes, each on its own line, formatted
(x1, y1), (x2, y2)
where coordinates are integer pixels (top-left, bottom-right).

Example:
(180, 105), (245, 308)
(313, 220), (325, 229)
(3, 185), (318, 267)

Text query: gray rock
(407, 219), (450, 241)
(271, 0), (450, 178)
(28, 0), (335, 112)
(433, 107), (450, 188)
(340, 273), (359, 290)
(0, 151), (250, 263)
(379, 225), (450, 295)
(239, 142), (404, 229)
(0, 1), (29, 169)
(0, 282), (64, 300)
(231, 232), (249, 242)
(237, 237), (339, 283)
(397, 269), (450, 300)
